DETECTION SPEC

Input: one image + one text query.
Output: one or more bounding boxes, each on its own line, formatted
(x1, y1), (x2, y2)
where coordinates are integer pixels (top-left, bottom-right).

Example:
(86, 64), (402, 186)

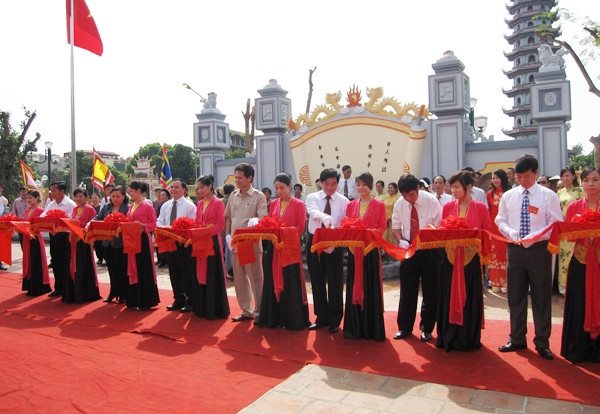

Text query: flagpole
(69, 0), (77, 193)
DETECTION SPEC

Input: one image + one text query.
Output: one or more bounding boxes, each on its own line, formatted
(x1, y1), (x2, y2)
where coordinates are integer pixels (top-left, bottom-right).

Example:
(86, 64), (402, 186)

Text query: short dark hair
(73, 187), (88, 198)
(274, 173), (292, 186)
(294, 184), (303, 191)
(397, 174), (421, 194)
(514, 154), (538, 174)
(19, 186), (27, 192)
(388, 182), (398, 193)
(172, 178), (187, 190)
(234, 163), (254, 181)
(50, 181), (67, 192)
(319, 168), (340, 183)
(342, 165), (351, 172)
(376, 180), (385, 187)
(448, 171), (475, 192)
(434, 175), (446, 183)
(223, 184), (235, 195)
(356, 172), (374, 190)
(261, 187), (272, 195)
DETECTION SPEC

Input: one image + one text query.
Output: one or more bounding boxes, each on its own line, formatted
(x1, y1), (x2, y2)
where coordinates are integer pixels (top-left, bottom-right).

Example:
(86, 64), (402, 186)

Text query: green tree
(127, 142), (198, 185)
(0, 108), (41, 202)
(569, 152), (594, 171)
(225, 149), (247, 159)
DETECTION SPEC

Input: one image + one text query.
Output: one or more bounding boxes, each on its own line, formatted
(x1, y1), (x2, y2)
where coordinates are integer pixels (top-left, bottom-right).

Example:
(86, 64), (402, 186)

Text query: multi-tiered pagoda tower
(502, 0), (560, 139)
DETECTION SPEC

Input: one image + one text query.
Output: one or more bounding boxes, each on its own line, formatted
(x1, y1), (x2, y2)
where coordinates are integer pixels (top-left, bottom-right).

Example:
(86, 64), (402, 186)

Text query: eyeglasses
(537, 181), (548, 184)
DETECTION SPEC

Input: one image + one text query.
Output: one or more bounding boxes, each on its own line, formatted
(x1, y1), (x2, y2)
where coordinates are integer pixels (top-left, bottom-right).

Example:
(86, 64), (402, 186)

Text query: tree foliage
(0, 108), (41, 201)
(224, 149), (247, 159)
(536, 9), (600, 97)
(126, 142), (198, 185)
(569, 151), (594, 171)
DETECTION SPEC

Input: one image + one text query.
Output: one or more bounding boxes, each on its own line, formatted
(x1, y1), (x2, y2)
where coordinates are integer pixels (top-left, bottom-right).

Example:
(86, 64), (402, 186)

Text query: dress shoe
(536, 347), (554, 360)
(308, 322), (328, 330)
(0, 263), (8, 271)
(231, 315), (253, 322)
(498, 342), (527, 352)
(103, 296), (115, 303)
(329, 326), (340, 333)
(180, 305), (193, 313)
(420, 332), (433, 342)
(48, 290), (61, 297)
(166, 302), (184, 311)
(393, 330), (412, 340)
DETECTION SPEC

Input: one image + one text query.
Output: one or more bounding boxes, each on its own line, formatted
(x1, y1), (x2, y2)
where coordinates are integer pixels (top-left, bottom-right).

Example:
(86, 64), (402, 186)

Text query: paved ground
(3, 240), (596, 413)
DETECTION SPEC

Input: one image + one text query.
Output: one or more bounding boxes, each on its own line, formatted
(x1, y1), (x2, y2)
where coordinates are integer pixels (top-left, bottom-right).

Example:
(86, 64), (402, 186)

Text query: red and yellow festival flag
(66, 0), (103, 56)
(19, 159), (39, 191)
(92, 148), (114, 190)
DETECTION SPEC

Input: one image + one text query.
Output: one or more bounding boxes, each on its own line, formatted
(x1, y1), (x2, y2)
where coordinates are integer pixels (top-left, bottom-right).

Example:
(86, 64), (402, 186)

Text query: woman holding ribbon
(21, 190), (52, 296)
(561, 166), (600, 363)
(126, 181), (160, 310)
(437, 171), (491, 351)
(257, 173), (310, 330)
(63, 188), (102, 304)
(343, 172), (387, 341)
(192, 175), (230, 319)
(94, 186), (130, 304)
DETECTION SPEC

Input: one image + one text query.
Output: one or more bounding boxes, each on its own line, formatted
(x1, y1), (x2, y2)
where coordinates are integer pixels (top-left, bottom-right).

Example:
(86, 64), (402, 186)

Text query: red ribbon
(121, 222), (142, 285)
(449, 246), (466, 326)
(584, 239), (600, 339)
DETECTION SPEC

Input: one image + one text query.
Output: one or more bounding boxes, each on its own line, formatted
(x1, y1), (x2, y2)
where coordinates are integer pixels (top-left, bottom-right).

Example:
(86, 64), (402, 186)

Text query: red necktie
(322, 195), (331, 227)
(410, 203), (418, 243)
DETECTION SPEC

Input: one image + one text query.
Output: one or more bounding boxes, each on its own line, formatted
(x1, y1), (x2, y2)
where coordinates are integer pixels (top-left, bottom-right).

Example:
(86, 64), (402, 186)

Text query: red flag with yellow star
(66, 0), (103, 56)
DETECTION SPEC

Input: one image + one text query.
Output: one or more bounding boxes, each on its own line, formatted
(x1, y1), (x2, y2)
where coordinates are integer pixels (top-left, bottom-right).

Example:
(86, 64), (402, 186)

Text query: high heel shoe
(103, 296), (115, 303)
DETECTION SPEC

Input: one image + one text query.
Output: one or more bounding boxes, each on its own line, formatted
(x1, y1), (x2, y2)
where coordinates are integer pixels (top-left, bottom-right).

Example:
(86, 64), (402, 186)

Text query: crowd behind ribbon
(2, 153), (599, 364)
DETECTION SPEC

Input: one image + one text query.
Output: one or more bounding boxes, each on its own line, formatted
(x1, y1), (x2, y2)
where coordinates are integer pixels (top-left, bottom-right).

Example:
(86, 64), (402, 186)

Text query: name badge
(528, 205), (539, 214)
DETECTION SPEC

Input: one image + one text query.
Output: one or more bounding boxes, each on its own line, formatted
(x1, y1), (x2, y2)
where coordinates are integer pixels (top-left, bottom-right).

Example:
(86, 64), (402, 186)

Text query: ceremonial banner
(66, 0), (103, 56)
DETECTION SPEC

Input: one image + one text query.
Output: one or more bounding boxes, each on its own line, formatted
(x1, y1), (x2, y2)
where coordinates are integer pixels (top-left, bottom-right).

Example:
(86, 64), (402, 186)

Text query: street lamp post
(35, 141), (59, 199)
(182, 83), (206, 102)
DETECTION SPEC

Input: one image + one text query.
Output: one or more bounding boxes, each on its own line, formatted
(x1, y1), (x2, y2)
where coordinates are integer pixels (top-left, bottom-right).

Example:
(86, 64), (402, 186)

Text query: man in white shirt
(42, 181), (76, 296)
(495, 154), (562, 360)
(337, 165), (357, 201)
(156, 179), (197, 312)
(432, 175), (452, 207)
(306, 168), (350, 333)
(392, 174), (442, 342)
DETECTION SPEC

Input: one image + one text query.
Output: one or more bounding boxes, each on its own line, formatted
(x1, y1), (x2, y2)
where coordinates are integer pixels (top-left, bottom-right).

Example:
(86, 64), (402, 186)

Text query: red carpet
(1, 272), (599, 412)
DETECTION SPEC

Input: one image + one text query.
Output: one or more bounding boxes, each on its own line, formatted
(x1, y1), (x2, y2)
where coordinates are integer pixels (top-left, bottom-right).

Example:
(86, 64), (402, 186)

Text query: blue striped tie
(519, 189), (530, 239)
